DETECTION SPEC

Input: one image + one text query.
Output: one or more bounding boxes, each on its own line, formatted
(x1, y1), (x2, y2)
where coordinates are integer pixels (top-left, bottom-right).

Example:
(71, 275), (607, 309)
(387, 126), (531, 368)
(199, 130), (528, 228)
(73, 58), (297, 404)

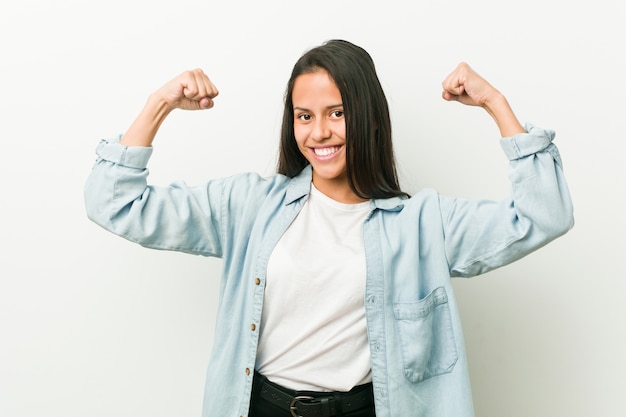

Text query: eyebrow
(293, 104), (344, 112)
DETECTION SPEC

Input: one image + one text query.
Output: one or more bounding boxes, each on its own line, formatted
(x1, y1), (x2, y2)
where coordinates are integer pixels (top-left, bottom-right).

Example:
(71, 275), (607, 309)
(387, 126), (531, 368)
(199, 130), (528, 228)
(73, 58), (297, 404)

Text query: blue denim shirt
(84, 124), (573, 417)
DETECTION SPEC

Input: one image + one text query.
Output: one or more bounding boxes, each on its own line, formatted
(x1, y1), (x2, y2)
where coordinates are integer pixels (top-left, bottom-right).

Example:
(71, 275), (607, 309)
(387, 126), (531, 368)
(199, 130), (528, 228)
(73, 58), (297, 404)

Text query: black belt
(254, 372), (374, 417)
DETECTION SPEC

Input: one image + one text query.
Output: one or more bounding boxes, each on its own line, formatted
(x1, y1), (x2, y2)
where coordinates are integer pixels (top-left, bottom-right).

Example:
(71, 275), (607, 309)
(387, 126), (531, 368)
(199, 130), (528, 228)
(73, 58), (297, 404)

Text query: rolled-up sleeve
(440, 124), (574, 277)
(84, 137), (224, 257)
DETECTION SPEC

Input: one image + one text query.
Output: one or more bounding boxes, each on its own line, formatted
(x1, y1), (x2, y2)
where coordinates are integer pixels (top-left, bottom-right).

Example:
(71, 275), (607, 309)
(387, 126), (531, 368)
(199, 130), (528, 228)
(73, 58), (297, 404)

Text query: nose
(311, 118), (331, 142)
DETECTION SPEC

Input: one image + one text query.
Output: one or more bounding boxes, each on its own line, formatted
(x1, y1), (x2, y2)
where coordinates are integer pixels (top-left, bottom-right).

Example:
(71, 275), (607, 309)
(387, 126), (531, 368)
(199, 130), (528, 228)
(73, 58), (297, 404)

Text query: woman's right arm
(84, 70), (225, 256)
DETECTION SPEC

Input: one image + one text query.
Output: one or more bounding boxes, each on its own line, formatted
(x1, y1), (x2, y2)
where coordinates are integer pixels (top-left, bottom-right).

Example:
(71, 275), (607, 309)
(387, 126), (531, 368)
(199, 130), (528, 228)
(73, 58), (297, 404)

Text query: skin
(441, 62), (524, 138)
(120, 62), (524, 201)
(120, 68), (218, 147)
(291, 70), (356, 203)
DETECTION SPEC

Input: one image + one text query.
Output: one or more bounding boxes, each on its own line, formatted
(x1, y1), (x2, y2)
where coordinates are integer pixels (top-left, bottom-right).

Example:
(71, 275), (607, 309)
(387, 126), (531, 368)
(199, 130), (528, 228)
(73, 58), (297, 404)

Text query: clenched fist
(154, 68), (219, 111)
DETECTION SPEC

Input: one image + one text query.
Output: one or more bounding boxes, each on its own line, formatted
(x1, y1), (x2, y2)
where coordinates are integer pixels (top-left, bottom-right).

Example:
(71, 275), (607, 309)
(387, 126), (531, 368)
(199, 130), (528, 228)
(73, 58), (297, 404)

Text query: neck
(312, 177), (368, 204)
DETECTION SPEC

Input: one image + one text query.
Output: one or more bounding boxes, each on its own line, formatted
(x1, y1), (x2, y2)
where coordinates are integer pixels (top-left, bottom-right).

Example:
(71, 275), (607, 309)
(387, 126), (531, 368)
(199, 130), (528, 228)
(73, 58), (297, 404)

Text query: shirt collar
(372, 197), (405, 212)
(284, 165), (313, 205)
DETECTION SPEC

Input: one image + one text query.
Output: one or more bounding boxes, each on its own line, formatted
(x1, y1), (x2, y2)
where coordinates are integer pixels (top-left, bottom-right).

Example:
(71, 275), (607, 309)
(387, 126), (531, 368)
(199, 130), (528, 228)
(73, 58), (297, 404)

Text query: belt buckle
(289, 395), (315, 417)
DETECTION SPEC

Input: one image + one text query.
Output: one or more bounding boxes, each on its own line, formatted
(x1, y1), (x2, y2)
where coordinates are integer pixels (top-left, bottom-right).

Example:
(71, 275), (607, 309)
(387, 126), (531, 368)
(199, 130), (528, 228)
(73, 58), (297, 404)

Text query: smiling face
(292, 70), (362, 203)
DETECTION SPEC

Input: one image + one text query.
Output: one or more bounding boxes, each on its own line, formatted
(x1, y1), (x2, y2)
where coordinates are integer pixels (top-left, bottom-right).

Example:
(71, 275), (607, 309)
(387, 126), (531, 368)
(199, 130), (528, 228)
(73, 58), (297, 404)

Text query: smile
(312, 146), (342, 158)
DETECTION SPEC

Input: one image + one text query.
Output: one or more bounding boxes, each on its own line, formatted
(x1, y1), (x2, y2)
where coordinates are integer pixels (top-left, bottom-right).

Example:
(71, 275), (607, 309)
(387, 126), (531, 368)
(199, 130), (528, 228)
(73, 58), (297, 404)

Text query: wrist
(146, 92), (175, 116)
(482, 91), (506, 118)
(483, 93), (525, 137)
(119, 94), (172, 147)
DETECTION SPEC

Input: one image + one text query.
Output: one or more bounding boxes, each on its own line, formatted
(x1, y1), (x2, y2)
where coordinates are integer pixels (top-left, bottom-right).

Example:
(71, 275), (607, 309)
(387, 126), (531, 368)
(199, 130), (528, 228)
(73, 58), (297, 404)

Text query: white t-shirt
(255, 184), (372, 392)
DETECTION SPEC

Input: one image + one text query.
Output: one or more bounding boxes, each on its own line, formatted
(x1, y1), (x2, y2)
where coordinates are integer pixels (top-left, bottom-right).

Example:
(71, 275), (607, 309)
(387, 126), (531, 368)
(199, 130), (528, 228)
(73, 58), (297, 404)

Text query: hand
(441, 62), (524, 137)
(441, 62), (500, 108)
(154, 68), (219, 111)
(119, 69), (219, 147)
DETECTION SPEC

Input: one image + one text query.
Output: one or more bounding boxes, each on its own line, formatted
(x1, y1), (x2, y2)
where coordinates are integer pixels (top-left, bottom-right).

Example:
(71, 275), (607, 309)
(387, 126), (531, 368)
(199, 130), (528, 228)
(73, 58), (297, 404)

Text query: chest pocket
(393, 286), (458, 383)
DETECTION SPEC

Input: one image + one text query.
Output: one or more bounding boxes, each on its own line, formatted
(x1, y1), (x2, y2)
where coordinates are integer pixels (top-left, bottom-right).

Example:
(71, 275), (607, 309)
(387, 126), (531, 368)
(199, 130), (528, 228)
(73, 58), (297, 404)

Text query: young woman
(84, 40), (573, 417)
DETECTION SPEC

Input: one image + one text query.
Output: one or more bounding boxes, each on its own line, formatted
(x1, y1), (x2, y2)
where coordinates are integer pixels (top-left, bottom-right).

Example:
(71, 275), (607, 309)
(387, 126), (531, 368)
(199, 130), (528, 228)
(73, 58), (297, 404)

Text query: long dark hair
(277, 39), (407, 200)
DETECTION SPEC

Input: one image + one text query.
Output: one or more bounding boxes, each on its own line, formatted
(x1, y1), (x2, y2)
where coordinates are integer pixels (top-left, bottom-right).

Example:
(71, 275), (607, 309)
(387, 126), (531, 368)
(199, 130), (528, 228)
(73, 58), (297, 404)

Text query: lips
(312, 145), (342, 159)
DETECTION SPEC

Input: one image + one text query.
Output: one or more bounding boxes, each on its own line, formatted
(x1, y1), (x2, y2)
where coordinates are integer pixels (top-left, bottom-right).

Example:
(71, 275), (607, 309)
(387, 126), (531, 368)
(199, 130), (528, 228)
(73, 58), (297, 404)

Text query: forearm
(120, 94), (172, 147)
(483, 92), (525, 138)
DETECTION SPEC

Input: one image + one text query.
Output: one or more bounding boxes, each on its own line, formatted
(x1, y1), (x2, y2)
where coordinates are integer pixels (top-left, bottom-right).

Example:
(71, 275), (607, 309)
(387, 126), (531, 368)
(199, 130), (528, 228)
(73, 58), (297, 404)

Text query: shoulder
(219, 168), (311, 204)
(219, 171), (290, 198)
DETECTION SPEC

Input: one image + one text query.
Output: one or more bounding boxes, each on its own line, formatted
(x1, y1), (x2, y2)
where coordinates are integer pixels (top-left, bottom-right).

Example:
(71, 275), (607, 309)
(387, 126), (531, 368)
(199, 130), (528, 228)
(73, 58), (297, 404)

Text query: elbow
(532, 177), (575, 243)
(555, 208), (575, 238)
(553, 192), (575, 237)
(537, 202), (575, 245)
(547, 215), (574, 243)
(513, 196), (574, 251)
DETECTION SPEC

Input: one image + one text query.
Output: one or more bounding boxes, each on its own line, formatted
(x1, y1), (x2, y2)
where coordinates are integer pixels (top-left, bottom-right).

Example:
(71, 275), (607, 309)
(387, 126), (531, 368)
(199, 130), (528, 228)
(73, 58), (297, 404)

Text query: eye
(330, 110), (344, 119)
(297, 113), (311, 121)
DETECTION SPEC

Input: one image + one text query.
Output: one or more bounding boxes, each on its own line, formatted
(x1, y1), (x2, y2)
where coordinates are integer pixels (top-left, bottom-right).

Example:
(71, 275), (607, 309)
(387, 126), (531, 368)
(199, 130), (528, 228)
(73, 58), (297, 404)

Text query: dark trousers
(249, 371), (376, 417)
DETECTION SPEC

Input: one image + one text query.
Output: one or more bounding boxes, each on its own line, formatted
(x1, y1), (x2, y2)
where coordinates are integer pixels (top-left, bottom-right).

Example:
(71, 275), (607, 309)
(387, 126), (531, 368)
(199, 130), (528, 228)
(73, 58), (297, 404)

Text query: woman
(84, 40), (573, 417)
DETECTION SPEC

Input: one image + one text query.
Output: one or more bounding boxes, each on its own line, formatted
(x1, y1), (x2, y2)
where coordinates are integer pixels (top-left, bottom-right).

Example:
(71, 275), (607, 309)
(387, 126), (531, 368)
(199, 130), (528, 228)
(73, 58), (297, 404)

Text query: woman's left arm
(441, 62), (524, 138)
(439, 63), (574, 277)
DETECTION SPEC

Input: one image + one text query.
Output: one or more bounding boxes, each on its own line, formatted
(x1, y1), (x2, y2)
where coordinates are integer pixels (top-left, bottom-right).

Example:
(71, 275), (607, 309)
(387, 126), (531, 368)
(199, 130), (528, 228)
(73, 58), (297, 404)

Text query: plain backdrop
(1, 1), (624, 416)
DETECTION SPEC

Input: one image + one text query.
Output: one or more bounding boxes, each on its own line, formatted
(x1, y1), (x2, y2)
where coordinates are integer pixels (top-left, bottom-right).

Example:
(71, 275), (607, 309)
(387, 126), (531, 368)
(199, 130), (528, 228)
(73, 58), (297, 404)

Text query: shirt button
(245, 368), (251, 376)
(250, 323), (256, 331)
(255, 278), (261, 285)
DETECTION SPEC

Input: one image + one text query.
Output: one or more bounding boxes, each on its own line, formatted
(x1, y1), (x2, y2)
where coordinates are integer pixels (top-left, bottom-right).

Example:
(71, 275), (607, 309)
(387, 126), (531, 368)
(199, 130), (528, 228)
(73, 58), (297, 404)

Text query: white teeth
(313, 146), (339, 156)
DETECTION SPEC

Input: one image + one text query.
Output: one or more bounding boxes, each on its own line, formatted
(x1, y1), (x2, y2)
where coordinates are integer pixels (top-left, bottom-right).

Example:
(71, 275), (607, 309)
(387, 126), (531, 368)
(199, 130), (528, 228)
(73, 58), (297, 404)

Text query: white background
(1, 1), (624, 416)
